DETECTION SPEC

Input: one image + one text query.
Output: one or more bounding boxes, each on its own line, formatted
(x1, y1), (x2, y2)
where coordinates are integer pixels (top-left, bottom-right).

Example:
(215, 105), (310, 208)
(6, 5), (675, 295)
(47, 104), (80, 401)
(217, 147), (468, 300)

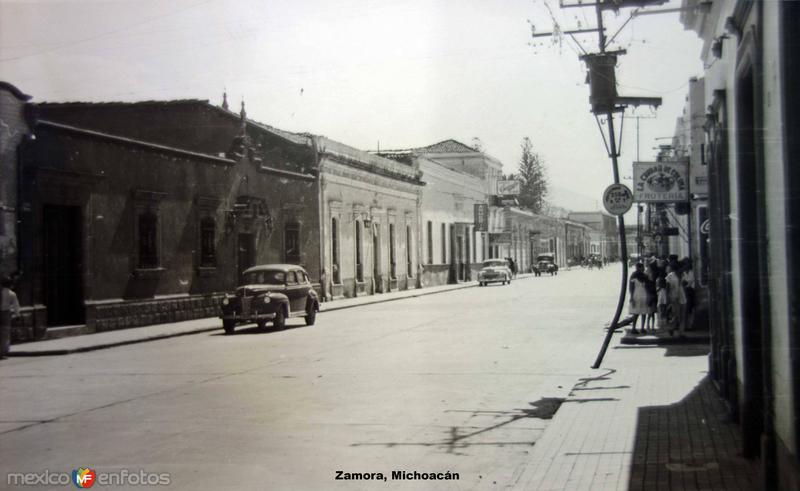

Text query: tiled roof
(39, 99), (313, 148)
(414, 139), (480, 154)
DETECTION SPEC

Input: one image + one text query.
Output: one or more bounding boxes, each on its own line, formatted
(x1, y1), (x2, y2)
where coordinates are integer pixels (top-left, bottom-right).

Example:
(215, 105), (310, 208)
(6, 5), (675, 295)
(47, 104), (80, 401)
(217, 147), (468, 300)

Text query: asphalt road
(0, 265), (623, 490)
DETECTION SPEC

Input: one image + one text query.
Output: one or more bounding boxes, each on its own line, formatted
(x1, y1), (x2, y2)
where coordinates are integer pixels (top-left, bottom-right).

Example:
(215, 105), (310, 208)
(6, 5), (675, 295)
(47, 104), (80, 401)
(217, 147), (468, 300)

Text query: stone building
(679, 1), (800, 487)
(0, 82), (33, 280)
(18, 99), (320, 338)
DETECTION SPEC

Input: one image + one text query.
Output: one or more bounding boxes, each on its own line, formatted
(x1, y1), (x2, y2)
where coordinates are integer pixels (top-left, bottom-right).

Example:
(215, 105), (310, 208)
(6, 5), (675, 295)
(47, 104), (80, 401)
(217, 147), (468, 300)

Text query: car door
(285, 270), (306, 313)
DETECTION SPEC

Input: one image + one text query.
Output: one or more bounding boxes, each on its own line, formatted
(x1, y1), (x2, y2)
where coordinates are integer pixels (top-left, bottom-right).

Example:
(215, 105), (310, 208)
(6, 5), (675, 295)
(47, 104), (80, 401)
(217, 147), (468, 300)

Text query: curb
(320, 282), (478, 313)
(9, 275), (537, 357)
(8, 326), (222, 357)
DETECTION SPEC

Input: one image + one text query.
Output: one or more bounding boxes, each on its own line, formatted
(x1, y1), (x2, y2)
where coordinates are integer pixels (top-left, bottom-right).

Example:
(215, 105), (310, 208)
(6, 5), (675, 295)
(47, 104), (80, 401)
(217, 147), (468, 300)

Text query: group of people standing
(628, 255), (695, 336)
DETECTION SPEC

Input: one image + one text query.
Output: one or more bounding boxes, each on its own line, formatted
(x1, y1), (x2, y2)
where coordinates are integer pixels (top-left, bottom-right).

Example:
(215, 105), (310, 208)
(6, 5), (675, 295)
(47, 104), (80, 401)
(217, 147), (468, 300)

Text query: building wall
(18, 122), (319, 338)
(319, 141), (421, 299)
(418, 158), (487, 286)
(0, 83), (32, 278)
(761, 0), (795, 472)
(683, 0), (799, 486)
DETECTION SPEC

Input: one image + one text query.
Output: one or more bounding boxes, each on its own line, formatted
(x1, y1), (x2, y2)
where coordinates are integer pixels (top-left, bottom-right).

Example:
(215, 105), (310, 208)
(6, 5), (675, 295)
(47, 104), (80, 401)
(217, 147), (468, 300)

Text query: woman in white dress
(628, 263), (651, 334)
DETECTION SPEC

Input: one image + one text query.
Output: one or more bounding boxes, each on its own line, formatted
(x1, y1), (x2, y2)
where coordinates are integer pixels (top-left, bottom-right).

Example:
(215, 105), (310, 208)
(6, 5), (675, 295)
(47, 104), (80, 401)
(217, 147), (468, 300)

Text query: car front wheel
(273, 307), (286, 329)
(305, 307), (316, 326)
(223, 319), (235, 335)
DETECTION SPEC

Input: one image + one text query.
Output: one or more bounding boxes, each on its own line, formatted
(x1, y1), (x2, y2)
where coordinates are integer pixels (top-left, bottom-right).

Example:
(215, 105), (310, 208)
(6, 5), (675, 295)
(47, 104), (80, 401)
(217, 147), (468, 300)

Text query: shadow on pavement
(210, 322), (306, 336)
(350, 397), (568, 455)
(664, 343), (710, 357)
(627, 375), (758, 490)
(613, 343), (711, 357)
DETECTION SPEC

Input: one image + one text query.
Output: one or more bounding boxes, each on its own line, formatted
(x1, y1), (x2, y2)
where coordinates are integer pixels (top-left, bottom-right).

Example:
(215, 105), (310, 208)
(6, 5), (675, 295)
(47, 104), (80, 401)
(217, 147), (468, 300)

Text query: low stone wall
(87, 294), (225, 333)
(11, 305), (47, 342)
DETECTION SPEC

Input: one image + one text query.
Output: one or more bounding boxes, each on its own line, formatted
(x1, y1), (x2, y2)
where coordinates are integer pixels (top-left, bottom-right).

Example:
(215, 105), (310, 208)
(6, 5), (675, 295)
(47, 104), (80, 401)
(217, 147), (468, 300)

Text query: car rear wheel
(305, 306), (317, 326)
(273, 307), (286, 329)
(223, 319), (235, 335)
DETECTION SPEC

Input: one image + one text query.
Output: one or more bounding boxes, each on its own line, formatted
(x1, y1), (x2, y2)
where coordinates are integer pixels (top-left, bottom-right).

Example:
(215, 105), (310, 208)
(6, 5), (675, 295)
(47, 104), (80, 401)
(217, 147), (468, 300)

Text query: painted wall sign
(633, 161), (689, 202)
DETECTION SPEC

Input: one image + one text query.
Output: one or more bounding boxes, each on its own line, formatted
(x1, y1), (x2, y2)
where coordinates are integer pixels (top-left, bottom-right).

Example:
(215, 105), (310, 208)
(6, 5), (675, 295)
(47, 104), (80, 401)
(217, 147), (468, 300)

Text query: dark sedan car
(219, 264), (319, 334)
(536, 253), (558, 276)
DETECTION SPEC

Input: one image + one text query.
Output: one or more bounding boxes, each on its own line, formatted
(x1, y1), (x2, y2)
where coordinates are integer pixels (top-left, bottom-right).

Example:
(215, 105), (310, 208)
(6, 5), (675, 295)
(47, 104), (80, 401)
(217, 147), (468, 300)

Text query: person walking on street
(1, 276), (21, 359)
(665, 262), (686, 336)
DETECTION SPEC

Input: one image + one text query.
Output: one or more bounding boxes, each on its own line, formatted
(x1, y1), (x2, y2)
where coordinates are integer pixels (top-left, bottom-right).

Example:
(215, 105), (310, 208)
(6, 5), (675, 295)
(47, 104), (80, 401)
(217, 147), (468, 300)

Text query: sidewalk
(7, 274), (533, 357)
(512, 336), (758, 490)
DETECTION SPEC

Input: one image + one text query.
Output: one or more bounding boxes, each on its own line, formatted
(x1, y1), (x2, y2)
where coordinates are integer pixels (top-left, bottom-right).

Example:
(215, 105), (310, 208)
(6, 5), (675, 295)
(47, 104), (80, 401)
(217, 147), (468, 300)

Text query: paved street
(1, 266), (623, 490)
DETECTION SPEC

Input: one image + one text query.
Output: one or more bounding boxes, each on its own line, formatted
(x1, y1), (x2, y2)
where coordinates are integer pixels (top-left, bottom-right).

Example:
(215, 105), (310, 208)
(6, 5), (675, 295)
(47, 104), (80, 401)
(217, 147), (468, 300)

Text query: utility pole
(534, 0), (665, 368)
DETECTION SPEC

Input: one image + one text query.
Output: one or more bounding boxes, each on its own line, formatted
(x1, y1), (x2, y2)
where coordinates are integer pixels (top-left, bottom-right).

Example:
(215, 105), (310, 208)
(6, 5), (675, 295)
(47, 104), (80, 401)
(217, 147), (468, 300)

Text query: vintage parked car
(478, 259), (512, 286)
(536, 253), (559, 276)
(219, 264), (319, 334)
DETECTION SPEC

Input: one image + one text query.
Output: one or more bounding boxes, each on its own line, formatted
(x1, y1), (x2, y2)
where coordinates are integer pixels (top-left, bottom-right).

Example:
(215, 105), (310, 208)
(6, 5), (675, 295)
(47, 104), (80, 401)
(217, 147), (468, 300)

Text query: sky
(0, 0), (704, 212)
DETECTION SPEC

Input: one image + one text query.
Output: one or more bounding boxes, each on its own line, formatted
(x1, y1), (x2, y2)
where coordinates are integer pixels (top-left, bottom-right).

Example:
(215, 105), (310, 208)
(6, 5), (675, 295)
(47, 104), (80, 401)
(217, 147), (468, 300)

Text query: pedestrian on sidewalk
(655, 277), (669, 332)
(628, 263), (652, 334)
(507, 257), (517, 278)
(1, 276), (21, 359)
(680, 257), (696, 331)
(665, 262), (686, 336)
(644, 262), (658, 331)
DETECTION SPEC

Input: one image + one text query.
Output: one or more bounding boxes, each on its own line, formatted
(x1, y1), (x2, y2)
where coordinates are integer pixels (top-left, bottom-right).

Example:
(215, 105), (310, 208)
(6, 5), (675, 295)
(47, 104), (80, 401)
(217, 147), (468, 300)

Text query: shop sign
(496, 180), (521, 196)
(489, 232), (512, 245)
(633, 161), (689, 202)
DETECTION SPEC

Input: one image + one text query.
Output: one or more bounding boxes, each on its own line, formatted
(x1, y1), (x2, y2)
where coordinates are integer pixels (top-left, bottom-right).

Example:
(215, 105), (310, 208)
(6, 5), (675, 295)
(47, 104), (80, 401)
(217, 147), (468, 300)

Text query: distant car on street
(219, 264), (319, 334)
(478, 259), (512, 286)
(536, 253), (559, 276)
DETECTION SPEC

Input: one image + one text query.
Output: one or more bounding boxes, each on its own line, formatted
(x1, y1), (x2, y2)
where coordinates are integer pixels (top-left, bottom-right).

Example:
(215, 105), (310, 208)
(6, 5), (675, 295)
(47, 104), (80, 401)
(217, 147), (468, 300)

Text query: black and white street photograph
(1, 0), (798, 489)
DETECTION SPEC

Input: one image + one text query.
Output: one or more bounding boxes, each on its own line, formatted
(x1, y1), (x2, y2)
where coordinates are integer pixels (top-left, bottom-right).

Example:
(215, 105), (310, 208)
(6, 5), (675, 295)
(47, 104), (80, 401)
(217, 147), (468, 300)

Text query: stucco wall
(321, 157), (420, 299)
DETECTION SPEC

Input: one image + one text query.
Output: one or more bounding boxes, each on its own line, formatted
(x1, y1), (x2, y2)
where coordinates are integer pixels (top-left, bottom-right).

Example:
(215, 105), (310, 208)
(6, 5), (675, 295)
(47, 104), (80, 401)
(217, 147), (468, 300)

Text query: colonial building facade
(680, 1), (799, 488)
(567, 211), (619, 261)
(8, 96), (427, 339)
(317, 137), (423, 299)
(18, 100), (320, 338)
(378, 140), (500, 287)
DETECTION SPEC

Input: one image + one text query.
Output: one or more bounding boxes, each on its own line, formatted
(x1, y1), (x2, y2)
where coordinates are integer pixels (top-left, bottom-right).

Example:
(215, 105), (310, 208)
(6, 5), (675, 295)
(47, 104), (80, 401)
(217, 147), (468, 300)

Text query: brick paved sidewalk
(512, 340), (758, 490)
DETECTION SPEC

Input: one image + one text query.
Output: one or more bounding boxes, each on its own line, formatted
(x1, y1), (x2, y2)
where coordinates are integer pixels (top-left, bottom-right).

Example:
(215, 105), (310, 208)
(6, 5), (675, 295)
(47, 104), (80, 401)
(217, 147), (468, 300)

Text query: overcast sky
(0, 0), (703, 212)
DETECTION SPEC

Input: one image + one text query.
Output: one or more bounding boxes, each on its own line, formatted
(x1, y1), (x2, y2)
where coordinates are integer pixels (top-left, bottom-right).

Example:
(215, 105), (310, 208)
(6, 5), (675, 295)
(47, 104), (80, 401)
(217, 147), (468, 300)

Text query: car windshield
(242, 270), (286, 285)
(483, 260), (507, 268)
(536, 255), (554, 262)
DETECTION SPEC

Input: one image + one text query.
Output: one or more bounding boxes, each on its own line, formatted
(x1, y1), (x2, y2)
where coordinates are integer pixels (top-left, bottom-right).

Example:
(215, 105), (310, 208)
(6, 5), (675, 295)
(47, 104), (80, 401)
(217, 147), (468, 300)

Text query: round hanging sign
(602, 183), (634, 216)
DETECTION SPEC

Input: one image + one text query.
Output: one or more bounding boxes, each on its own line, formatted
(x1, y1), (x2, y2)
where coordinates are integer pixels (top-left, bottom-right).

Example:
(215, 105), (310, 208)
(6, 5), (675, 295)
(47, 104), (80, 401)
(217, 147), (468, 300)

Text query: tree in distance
(516, 137), (549, 214)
